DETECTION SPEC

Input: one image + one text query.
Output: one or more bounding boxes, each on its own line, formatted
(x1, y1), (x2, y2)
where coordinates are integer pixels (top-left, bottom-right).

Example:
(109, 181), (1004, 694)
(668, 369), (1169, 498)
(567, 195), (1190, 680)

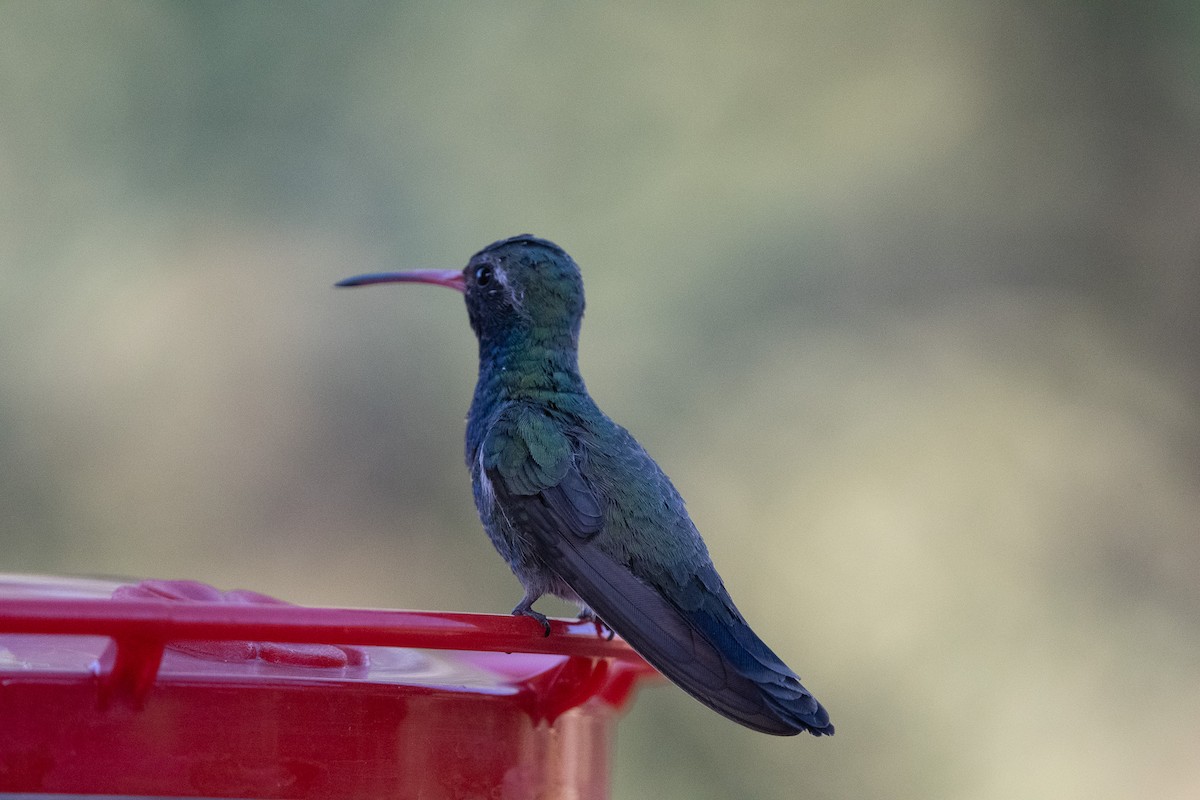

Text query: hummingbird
(337, 235), (833, 736)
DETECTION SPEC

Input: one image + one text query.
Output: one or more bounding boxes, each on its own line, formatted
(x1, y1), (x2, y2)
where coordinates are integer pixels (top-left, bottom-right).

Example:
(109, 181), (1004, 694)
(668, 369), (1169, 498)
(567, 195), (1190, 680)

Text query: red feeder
(0, 574), (657, 799)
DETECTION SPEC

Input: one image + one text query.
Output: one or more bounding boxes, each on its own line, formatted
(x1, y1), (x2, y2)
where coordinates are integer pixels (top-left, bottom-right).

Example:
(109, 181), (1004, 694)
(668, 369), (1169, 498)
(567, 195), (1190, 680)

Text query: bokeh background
(3, 2), (1199, 798)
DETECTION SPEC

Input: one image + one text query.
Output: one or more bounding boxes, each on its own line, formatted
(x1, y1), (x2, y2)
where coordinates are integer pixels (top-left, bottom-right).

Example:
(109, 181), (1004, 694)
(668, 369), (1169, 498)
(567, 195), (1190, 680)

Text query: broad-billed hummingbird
(337, 235), (833, 736)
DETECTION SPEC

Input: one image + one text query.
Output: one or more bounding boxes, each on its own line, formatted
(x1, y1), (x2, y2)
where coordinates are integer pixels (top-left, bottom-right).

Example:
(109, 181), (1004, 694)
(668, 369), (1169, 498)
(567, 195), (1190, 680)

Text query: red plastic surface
(0, 575), (657, 799)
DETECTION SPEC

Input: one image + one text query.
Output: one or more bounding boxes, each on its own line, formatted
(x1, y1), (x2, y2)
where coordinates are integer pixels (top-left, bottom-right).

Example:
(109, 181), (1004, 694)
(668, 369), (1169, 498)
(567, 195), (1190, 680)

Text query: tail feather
(548, 528), (833, 735)
(687, 599), (833, 736)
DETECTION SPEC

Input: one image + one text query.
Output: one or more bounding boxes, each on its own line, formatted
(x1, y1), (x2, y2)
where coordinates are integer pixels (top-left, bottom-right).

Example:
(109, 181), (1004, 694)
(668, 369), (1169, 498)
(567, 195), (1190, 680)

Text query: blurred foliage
(2, 2), (1199, 798)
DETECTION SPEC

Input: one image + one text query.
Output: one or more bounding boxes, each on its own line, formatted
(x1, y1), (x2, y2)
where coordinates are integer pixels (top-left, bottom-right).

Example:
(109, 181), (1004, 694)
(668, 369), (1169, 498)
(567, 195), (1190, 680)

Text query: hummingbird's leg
(512, 592), (551, 637)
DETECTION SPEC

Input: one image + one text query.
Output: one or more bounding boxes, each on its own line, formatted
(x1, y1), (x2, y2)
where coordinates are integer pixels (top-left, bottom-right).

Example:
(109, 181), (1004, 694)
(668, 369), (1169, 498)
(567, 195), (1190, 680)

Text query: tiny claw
(577, 608), (615, 640)
(512, 605), (552, 637)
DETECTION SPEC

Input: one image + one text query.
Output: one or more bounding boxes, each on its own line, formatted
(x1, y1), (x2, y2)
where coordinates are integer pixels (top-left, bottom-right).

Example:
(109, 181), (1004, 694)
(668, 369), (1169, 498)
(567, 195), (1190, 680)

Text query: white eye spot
(485, 266), (526, 317)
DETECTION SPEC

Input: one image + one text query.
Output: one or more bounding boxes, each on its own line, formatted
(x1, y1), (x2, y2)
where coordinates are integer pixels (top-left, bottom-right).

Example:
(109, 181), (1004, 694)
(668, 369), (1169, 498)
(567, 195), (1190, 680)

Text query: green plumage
(482, 407), (575, 496)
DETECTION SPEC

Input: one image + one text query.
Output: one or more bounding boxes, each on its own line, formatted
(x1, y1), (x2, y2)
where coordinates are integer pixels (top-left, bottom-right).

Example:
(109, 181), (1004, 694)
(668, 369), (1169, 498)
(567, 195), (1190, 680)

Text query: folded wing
(486, 409), (832, 735)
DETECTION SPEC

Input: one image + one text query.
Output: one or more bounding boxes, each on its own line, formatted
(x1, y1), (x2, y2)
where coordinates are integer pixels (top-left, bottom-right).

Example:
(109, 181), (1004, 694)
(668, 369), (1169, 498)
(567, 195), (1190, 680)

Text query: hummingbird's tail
(682, 589), (834, 736)
(548, 528), (833, 735)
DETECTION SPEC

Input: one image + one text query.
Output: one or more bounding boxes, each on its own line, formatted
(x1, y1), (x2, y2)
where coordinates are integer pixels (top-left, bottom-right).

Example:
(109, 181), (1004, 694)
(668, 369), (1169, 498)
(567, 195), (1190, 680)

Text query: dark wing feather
(491, 460), (832, 736)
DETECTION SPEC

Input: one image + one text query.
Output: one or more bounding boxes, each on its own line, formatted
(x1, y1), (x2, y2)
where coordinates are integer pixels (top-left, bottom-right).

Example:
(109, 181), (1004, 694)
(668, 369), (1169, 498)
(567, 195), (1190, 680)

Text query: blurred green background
(3, 1), (1199, 798)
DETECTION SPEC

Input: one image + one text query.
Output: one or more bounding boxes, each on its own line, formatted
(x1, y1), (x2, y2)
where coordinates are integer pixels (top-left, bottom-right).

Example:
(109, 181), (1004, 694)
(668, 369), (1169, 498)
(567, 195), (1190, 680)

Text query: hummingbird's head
(463, 235), (584, 345)
(337, 234), (585, 349)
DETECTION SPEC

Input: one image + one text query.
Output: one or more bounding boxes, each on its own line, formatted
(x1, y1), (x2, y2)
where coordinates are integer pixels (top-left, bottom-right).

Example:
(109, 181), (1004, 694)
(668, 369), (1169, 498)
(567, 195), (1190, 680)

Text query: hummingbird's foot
(512, 595), (551, 637)
(577, 608), (616, 641)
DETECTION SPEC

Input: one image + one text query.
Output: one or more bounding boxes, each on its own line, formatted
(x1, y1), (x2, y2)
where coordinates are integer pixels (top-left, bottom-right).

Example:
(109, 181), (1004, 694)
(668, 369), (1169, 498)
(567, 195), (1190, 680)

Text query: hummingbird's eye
(474, 265), (493, 286)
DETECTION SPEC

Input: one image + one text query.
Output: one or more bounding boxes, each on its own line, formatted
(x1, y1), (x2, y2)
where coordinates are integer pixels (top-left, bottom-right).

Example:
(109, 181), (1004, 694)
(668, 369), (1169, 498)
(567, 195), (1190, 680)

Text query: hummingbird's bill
(336, 269), (466, 293)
